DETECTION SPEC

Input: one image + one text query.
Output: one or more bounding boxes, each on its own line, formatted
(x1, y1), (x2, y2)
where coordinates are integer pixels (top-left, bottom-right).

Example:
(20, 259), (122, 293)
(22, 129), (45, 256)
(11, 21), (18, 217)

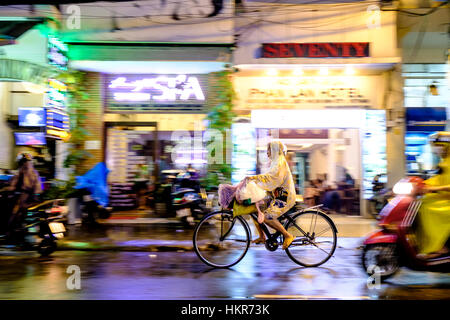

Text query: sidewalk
(58, 212), (378, 252)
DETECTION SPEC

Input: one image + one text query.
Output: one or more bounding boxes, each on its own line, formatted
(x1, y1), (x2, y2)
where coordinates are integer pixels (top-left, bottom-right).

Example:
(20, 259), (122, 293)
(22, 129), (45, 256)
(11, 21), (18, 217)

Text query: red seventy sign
(262, 43), (369, 58)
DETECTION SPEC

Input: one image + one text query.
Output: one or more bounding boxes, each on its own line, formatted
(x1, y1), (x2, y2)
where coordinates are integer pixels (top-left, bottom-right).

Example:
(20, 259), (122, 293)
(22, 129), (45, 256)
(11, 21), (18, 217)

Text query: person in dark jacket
(5, 154), (42, 242)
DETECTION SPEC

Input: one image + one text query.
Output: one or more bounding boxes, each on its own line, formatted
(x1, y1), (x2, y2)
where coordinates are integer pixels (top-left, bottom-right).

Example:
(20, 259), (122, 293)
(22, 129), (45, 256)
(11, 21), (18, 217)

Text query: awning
(0, 17), (45, 42)
(68, 42), (233, 74)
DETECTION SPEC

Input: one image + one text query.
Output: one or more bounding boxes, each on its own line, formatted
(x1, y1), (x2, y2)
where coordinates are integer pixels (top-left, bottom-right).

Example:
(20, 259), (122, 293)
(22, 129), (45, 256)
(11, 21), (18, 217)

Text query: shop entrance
(256, 128), (361, 215)
(104, 122), (158, 211)
(250, 109), (387, 216)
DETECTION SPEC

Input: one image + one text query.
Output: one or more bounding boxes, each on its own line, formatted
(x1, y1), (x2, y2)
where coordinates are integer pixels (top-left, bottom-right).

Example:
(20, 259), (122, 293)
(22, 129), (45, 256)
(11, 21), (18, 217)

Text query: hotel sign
(234, 76), (381, 110)
(262, 43), (370, 58)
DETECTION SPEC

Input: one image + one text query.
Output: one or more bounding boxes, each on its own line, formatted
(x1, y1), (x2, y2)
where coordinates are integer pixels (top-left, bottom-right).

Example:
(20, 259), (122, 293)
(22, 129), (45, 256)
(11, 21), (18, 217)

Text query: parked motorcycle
(368, 174), (394, 220)
(154, 170), (214, 225)
(0, 191), (66, 256)
(362, 176), (450, 281)
(173, 187), (216, 225)
(74, 163), (112, 224)
(75, 188), (113, 224)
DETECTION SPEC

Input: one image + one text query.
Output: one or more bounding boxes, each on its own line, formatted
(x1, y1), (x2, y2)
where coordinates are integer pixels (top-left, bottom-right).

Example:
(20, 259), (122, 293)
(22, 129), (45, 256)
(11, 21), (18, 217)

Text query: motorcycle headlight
(393, 182), (413, 195)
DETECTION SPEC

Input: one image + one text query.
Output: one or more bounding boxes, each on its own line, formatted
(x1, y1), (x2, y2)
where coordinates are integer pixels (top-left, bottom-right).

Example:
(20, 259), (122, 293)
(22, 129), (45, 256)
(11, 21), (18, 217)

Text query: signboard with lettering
(234, 76), (381, 110)
(262, 43), (370, 58)
(105, 74), (208, 112)
(406, 107), (447, 132)
(47, 36), (68, 70)
(18, 107), (46, 127)
(45, 79), (70, 139)
(362, 110), (387, 199)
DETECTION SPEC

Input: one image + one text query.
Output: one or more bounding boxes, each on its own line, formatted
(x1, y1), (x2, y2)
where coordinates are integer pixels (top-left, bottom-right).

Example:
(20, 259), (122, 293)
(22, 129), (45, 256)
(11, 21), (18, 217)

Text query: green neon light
(0, 17), (43, 22)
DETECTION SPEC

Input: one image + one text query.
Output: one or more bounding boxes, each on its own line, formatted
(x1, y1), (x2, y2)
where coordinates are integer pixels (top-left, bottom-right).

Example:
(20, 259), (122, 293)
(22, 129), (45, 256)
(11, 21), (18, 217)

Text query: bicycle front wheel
(285, 210), (337, 267)
(193, 211), (251, 268)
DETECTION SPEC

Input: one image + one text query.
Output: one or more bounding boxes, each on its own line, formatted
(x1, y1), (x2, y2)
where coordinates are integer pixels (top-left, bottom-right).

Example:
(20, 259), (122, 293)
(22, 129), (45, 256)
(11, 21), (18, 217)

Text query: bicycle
(193, 203), (338, 268)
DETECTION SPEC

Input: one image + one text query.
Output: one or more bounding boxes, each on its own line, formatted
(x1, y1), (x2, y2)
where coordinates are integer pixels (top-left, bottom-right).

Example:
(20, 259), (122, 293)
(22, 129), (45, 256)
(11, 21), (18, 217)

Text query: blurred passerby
(342, 168), (355, 187)
(6, 154), (42, 242)
(321, 182), (342, 214)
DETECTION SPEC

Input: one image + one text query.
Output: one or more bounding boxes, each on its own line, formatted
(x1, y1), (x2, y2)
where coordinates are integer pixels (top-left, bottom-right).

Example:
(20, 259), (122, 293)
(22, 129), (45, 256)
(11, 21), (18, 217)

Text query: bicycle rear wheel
(284, 210), (337, 267)
(193, 210), (250, 268)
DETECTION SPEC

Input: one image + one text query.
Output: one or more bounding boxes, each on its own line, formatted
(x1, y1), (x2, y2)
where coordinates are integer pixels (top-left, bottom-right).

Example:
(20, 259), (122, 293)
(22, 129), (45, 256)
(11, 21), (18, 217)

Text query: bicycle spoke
(285, 210), (337, 267)
(307, 240), (333, 255)
(314, 226), (332, 238)
(288, 221), (308, 237)
(194, 212), (250, 268)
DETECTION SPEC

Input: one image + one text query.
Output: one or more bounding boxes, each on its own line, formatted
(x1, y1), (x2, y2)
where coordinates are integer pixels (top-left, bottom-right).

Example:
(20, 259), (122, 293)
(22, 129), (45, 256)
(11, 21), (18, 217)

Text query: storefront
(231, 2), (401, 215)
(231, 80), (388, 215)
(0, 24), (68, 182)
(399, 5), (450, 175)
(56, 0), (235, 192)
(64, 40), (233, 209)
(402, 64), (449, 174)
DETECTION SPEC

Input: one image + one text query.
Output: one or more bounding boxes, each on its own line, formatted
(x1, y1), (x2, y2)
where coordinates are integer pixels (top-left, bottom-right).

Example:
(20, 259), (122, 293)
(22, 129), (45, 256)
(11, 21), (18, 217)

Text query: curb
(58, 240), (198, 252)
(57, 238), (364, 253)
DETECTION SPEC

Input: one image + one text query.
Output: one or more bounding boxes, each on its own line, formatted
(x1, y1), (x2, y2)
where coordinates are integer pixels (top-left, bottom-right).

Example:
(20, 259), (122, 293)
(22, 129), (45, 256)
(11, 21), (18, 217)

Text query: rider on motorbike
(415, 132), (450, 259)
(2, 153), (42, 242)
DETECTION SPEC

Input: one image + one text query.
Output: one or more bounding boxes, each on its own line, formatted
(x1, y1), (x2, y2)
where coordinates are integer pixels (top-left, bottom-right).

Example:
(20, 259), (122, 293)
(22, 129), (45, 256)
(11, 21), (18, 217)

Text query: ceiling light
(266, 68), (278, 77)
(345, 66), (356, 76)
(293, 68), (303, 76)
(319, 68), (328, 76)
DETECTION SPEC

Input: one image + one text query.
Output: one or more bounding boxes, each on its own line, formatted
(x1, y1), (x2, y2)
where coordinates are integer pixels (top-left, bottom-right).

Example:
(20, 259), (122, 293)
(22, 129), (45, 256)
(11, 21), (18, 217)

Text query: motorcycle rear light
(380, 223), (398, 232)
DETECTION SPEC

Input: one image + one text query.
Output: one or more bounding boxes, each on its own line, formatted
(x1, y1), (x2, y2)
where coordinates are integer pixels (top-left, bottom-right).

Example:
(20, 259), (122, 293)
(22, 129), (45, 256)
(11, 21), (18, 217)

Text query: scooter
(172, 187), (214, 225)
(362, 176), (450, 281)
(368, 174), (393, 220)
(0, 191), (66, 256)
(155, 171), (214, 225)
(75, 187), (113, 224)
(74, 163), (112, 225)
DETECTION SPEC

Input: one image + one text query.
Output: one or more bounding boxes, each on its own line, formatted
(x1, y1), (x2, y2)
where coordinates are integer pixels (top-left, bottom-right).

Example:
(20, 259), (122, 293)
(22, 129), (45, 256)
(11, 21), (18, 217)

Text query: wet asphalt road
(1, 240), (449, 300)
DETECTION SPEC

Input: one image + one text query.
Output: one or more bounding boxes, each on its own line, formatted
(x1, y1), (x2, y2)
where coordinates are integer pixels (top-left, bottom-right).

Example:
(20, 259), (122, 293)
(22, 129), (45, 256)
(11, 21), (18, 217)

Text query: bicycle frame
(193, 204), (337, 268)
(248, 204), (326, 244)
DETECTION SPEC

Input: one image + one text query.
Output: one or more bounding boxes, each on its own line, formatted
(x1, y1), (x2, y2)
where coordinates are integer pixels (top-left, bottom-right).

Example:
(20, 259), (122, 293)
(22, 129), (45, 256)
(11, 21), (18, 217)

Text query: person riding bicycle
(235, 141), (296, 250)
(4, 153), (42, 243)
(415, 132), (450, 259)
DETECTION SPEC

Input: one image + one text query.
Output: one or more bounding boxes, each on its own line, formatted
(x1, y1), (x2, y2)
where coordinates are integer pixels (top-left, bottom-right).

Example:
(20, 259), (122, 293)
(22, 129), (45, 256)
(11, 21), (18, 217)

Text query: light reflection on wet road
(1, 240), (449, 300)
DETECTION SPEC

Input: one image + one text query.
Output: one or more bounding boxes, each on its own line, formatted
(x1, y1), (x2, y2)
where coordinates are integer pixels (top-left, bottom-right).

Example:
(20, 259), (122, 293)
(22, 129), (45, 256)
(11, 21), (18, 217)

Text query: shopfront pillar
(386, 67), (406, 188)
(78, 72), (104, 174)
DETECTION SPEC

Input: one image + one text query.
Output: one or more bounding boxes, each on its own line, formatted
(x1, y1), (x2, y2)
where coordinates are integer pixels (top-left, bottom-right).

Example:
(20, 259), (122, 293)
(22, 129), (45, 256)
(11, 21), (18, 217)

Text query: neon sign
(45, 78), (70, 139)
(108, 75), (206, 102)
(45, 79), (67, 111)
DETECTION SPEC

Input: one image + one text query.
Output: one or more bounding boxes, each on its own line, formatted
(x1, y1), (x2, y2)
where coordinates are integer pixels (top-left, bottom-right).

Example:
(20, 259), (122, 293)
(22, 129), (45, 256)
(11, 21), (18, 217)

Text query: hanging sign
(47, 36), (68, 70)
(45, 78), (70, 139)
